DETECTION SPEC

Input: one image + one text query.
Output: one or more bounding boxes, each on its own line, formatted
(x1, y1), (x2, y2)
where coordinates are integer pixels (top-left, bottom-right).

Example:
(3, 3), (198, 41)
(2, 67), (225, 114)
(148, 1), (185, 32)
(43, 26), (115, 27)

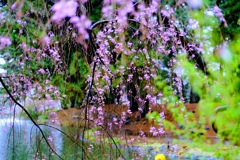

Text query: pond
(0, 116), (229, 160)
(0, 116), (100, 159)
(0, 116), (62, 159)
(0, 116), (136, 160)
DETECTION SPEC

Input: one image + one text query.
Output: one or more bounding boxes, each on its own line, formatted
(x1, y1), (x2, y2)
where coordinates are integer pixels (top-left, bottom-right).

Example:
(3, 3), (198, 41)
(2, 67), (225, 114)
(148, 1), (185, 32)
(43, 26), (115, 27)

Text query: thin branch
(82, 60), (96, 160)
(0, 77), (63, 160)
(39, 124), (90, 160)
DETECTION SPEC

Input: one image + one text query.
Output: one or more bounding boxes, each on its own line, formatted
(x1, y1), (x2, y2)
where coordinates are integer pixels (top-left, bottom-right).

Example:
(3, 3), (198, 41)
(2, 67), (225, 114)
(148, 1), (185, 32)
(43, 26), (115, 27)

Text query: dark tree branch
(0, 77), (63, 160)
(81, 60), (96, 160)
(39, 124), (90, 160)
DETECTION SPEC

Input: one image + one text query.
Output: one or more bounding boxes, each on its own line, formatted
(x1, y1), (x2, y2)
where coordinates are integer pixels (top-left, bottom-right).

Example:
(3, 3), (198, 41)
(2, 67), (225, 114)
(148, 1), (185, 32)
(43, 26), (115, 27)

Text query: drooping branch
(39, 123), (90, 160)
(0, 77), (63, 160)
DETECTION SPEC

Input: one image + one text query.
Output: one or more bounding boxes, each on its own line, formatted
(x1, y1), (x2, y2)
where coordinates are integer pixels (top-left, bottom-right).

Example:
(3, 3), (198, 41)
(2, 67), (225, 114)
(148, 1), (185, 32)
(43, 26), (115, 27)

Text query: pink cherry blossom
(70, 15), (91, 40)
(213, 5), (228, 27)
(0, 36), (12, 49)
(51, 0), (78, 22)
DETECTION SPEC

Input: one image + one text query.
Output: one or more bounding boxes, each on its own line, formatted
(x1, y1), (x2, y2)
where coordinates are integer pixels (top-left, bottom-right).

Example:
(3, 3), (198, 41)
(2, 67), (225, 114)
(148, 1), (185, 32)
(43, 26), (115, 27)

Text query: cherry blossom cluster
(149, 125), (165, 137)
(0, 36), (11, 49)
(51, 0), (78, 22)
(90, 1), (194, 108)
(48, 111), (60, 125)
(51, 0), (92, 42)
(213, 5), (228, 28)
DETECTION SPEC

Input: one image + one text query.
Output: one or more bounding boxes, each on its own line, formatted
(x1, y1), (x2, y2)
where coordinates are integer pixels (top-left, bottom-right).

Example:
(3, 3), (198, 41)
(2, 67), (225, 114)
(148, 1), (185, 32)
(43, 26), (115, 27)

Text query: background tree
(216, 0), (240, 40)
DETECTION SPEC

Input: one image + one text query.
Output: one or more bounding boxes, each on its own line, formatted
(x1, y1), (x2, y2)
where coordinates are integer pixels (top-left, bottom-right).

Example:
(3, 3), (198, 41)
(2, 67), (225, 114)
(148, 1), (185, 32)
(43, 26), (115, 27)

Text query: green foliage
(21, 104), (55, 123)
(88, 0), (103, 22)
(23, 105), (39, 120)
(85, 127), (123, 144)
(218, 0), (240, 39)
(146, 111), (161, 124)
(179, 5), (240, 148)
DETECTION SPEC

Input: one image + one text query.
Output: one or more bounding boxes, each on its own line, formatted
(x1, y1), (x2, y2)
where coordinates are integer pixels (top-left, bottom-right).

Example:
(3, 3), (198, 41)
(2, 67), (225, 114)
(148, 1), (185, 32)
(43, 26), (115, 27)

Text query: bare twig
(0, 77), (64, 160)
(39, 123), (90, 160)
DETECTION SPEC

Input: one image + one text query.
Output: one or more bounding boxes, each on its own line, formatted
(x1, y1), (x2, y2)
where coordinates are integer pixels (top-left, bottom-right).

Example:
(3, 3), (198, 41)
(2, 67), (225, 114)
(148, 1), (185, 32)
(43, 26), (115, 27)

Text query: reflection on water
(0, 117), (64, 160)
(0, 116), (124, 160)
(0, 116), (141, 160)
